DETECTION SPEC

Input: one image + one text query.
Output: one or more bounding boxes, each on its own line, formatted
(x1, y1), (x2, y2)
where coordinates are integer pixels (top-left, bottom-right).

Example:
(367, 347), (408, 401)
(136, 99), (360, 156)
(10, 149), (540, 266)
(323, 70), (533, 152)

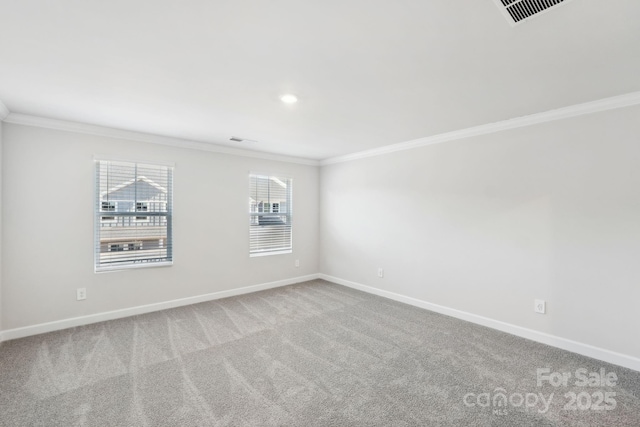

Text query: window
(95, 160), (173, 271)
(101, 201), (116, 222)
(249, 174), (292, 256)
(135, 202), (149, 222)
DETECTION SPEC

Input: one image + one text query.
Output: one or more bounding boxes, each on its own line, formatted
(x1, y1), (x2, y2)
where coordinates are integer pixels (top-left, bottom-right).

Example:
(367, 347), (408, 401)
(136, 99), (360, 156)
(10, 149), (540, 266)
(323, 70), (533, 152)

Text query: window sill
(250, 250), (292, 258)
(95, 261), (173, 273)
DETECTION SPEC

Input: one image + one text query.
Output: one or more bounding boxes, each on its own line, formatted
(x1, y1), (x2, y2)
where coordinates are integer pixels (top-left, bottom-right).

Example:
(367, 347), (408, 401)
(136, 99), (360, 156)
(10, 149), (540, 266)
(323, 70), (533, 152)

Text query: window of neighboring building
(95, 160), (173, 271)
(249, 173), (292, 256)
(101, 201), (117, 222)
(135, 202), (149, 222)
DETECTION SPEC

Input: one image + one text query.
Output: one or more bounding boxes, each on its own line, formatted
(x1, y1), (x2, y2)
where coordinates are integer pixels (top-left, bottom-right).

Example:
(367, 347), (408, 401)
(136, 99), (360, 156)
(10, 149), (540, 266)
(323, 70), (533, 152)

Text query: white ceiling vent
(230, 136), (258, 143)
(492, 0), (571, 25)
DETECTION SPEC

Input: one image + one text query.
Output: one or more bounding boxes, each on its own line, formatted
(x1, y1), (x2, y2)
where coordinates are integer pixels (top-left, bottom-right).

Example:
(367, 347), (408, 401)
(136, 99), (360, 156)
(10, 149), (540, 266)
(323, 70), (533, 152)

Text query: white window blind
(95, 160), (173, 271)
(249, 174), (292, 256)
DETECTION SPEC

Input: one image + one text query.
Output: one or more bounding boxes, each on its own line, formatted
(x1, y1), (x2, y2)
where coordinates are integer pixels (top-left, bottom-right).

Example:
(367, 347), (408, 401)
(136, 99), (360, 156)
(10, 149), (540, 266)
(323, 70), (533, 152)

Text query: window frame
(249, 173), (293, 257)
(94, 159), (174, 272)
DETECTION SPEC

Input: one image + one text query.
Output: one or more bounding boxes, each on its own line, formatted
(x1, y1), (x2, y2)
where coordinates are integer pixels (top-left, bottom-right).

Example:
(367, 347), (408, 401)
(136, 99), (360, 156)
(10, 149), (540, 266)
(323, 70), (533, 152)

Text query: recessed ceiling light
(280, 94), (298, 104)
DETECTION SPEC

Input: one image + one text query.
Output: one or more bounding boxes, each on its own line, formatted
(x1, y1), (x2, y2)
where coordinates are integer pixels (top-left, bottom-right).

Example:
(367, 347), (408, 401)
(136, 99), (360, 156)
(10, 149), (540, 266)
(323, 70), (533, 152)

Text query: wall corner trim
(0, 100), (9, 121)
(320, 91), (640, 166)
(319, 274), (640, 373)
(0, 274), (320, 343)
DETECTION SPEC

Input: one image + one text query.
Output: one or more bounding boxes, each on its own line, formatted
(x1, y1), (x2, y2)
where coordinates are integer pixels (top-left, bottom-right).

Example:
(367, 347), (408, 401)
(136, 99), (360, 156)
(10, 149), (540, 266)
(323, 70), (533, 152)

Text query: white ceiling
(1, 0), (639, 160)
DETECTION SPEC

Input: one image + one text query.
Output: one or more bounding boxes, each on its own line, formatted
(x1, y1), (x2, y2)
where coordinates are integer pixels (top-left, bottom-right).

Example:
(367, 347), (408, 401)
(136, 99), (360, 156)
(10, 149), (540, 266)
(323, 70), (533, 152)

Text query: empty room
(1, 1), (639, 426)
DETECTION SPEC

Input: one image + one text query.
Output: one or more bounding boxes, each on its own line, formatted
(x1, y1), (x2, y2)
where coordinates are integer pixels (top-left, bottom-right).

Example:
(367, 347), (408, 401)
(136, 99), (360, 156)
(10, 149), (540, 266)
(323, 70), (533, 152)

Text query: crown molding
(4, 90), (640, 167)
(0, 100), (9, 120)
(321, 90), (640, 166)
(2, 113), (320, 166)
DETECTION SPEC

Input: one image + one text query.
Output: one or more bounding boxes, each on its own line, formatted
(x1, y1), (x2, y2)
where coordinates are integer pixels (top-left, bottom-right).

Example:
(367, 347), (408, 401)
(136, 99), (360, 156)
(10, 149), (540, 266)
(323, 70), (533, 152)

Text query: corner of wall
(0, 119), (4, 341)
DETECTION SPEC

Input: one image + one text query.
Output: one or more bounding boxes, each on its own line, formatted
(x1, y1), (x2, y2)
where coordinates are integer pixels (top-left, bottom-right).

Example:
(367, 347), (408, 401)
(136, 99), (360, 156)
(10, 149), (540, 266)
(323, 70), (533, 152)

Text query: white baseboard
(3, 272), (639, 373)
(319, 274), (640, 373)
(0, 274), (320, 343)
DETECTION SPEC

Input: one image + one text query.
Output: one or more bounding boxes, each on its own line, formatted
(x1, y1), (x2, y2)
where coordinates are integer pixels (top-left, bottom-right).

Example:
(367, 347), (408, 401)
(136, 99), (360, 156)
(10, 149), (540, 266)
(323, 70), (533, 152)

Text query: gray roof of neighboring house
(101, 176), (168, 201)
(250, 176), (290, 204)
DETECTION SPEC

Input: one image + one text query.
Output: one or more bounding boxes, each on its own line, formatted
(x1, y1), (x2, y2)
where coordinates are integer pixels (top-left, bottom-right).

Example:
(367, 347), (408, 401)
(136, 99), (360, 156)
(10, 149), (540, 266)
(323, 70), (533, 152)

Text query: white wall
(1, 123), (318, 330)
(3, 103), (640, 368)
(320, 105), (640, 360)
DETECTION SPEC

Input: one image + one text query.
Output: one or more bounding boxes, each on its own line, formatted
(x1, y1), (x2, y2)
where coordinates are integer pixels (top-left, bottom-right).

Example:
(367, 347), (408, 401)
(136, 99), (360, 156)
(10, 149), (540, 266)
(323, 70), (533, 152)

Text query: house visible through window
(95, 160), (173, 271)
(249, 173), (292, 256)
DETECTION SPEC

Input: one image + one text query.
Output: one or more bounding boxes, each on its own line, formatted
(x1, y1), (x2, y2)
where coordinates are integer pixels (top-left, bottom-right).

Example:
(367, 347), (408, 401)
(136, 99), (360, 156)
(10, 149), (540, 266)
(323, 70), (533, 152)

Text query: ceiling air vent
(230, 136), (258, 143)
(492, 0), (571, 25)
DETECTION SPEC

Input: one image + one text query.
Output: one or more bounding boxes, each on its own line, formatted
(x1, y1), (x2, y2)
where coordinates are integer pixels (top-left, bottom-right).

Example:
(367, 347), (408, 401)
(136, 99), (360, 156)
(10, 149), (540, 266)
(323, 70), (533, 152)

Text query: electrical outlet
(377, 268), (384, 278)
(534, 299), (546, 314)
(295, 259), (300, 268)
(77, 288), (87, 301)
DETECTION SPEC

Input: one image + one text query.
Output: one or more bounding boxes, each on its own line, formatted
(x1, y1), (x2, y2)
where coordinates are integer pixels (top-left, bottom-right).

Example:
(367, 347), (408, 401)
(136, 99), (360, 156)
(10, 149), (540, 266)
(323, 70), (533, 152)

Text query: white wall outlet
(77, 288), (87, 301)
(295, 259), (300, 268)
(377, 268), (384, 278)
(534, 299), (546, 314)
